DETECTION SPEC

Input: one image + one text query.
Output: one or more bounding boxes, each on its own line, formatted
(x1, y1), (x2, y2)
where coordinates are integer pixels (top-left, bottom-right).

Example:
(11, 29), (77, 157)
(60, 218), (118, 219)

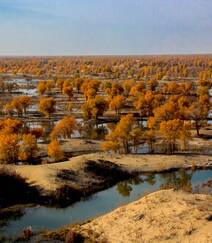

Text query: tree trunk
(195, 120), (200, 136)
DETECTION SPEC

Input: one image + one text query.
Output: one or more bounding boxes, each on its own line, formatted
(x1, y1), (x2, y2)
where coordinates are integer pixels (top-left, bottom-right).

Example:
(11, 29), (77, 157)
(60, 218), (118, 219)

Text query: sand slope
(1, 153), (211, 192)
(76, 189), (212, 243)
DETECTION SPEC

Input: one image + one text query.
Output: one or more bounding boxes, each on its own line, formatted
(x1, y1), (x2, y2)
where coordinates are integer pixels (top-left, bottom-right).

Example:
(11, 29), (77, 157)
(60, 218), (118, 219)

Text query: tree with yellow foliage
(82, 96), (108, 120)
(50, 116), (77, 139)
(129, 82), (145, 97)
(46, 80), (55, 93)
(56, 79), (65, 92)
(3, 102), (14, 116)
(147, 79), (158, 91)
(159, 119), (191, 154)
(102, 114), (142, 153)
(62, 83), (73, 100)
(0, 133), (19, 163)
(48, 139), (64, 161)
(17, 96), (31, 115)
(9, 97), (23, 116)
(81, 80), (100, 100)
(144, 129), (155, 153)
(30, 127), (44, 140)
(110, 83), (124, 98)
(74, 77), (84, 93)
(153, 101), (177, 125)
(66, 102), (73, 114)
(38, 97), (56, 118)
(109, 95), (124, 114)
(0, 118), (23, 134)
(187, 101), (208, 136)
(134, 91), (157, 117)
(18, 134), (38, 162)
(37, 81), (47, 95)
(123, 80), (135, 96)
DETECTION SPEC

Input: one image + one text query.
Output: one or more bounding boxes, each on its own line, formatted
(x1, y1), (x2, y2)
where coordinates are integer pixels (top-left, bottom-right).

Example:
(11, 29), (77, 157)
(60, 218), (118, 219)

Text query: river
(0, 169), (211, 238)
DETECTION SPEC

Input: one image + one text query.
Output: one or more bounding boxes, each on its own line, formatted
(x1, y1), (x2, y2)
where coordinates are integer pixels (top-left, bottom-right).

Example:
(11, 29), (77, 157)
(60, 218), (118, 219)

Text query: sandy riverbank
(71, 189), (212, 243)
(2, 153), (212, 193)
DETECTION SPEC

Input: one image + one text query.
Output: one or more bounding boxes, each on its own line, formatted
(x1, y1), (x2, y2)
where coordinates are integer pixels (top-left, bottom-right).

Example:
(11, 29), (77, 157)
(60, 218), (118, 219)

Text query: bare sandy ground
(74, 189), (212, 243)
(38, 138), (101, 157)
(1, 153), (211, 192)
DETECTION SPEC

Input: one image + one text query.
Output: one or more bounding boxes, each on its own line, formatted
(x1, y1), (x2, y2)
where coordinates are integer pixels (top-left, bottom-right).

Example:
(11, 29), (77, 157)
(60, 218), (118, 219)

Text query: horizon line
(0, 53), (212, 58)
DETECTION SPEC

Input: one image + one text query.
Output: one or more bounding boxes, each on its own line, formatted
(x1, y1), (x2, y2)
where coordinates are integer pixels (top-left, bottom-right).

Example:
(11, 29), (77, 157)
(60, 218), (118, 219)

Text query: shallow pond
(0, 169), (211, 238)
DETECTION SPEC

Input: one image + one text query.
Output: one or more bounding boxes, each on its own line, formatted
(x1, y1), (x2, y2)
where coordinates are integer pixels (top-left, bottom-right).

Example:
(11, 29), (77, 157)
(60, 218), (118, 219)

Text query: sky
(0, 0), (211, 56)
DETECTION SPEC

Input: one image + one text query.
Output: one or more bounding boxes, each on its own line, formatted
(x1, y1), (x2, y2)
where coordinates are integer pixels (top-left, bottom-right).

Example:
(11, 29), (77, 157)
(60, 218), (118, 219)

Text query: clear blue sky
(0, 0), (211, 55)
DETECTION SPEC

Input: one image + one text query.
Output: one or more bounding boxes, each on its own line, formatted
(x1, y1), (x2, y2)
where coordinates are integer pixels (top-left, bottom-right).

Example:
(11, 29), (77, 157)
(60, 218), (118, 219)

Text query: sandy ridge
(1, 153), (211, 192)
(74, 189), (212, 243)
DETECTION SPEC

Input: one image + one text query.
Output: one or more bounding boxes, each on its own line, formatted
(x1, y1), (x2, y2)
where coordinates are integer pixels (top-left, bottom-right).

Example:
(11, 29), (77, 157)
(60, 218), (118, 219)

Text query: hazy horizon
(0, 0), (212, 56)
(0, 53), (212, 58)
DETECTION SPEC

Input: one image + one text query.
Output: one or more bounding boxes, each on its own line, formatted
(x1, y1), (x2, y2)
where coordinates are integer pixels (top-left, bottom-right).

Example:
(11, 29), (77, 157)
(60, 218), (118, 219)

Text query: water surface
(1, 169), (211, 237)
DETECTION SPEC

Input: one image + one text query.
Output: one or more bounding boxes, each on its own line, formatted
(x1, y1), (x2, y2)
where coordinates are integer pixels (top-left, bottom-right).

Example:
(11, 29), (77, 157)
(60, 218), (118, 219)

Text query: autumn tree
(50, 116), (77, 139)
(9, 98), (23, 116)
(197, 86), (210, 96)
(82, 96), (108, 120)
(197, 79), (211, 89)
(179, 121), (192, 151)
(56, 79), (65, 92)
(48, 139), (64, 161)
(123, 80), (135, 96)
(129, 82), (145, 97)
(0, 134), (19, 163)
(62, 82), (73, 100)
(3, 102), (14, 116)
(37, 81), (47, 95)
(159, 119), (191, 154)
(130, 127), (143, 152)
(163, 82), (179, 94)
(0, 80), (6, 93)
(0, 118), (23, 134)
(66, 102), (73, 114)
(153, 101), (177, 125)
(187, 101), (208, 136)
(101, 140), (119, 153)
(102, 81), (113, 96)
(74, 78), (84, 93)
(18, 134), (38, 161)
(134, 91), (161, 118)
(144, 130), (155, 153)
(109, 95), (125, 115)
(38, 97), (56, 118)
(147, 79), (158, 91)
(179, 82), (193, 95)
(110, 83), (124, 97)
(30, 127), (44, 140)
(81, 80), (100, 100)
(46, 80), (55, 93)
(17, 96), (31, 115)
(102, 114), (142, 153)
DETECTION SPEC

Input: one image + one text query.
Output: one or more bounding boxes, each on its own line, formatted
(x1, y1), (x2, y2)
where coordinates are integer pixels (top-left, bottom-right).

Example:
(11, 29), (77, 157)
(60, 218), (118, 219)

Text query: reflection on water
(116, 169), (193, 197)
(117, 177), (144, 197)
(1, 169), (211, 238)
(160, 169), (193, 192)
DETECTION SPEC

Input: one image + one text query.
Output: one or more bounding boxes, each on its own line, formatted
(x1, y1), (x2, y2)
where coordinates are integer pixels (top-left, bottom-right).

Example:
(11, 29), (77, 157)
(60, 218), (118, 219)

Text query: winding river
(1, 169), (211, 238)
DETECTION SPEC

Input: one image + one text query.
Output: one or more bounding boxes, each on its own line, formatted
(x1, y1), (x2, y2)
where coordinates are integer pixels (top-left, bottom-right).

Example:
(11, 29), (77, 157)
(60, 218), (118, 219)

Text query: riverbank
(2, 153), (212, 198)
(1, 153), (212, 241)
(1, 169), (211, 241)
(65, 189), (212, 243)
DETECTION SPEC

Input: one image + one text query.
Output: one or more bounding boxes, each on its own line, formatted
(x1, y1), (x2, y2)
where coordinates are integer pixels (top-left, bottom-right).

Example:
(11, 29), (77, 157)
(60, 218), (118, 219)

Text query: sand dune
(75, 189), (212, 243)
(1, 153), (211, 192)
